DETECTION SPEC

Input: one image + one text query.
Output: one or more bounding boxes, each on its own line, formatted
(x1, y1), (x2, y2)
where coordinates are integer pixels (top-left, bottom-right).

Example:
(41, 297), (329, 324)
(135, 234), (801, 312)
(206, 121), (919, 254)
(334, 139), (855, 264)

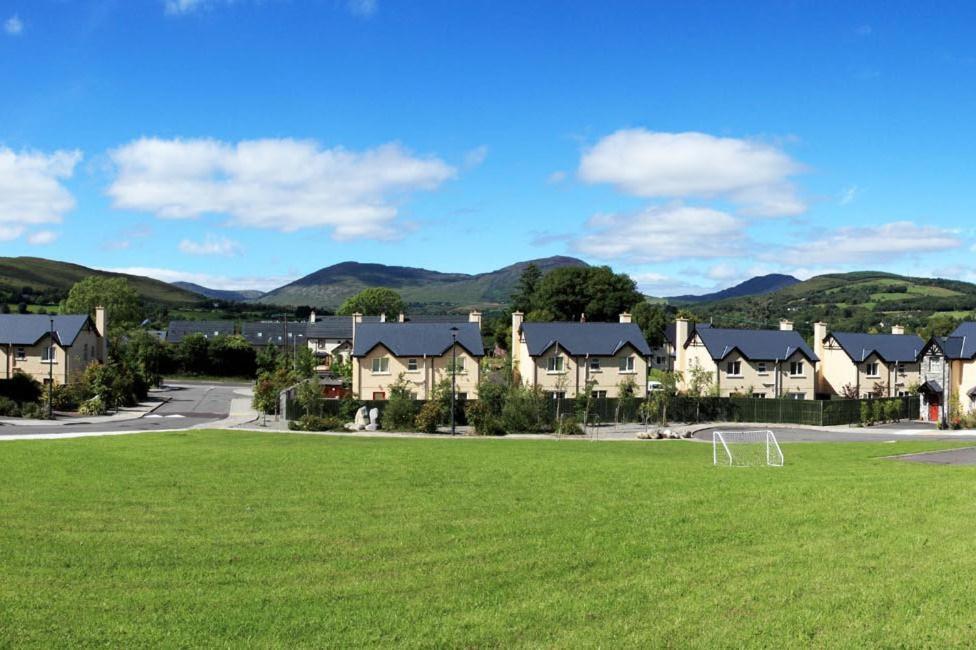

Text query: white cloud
(347, 0), (377, 17)
(631, 272), (712, 297)
(706, 263), (741, 281)
(463, 145), (488, 169)
(572, 204), (748, 263)
(547, 170), (567, 184)
(0, 148), (81, 237)
(164, 0), (224, 15)
(107, 137), (455, 240)
(27, 230), (58, 245)
(4, 14), (23, 35)
(778, 221), (962, 264)
(578, 128), (805, 217)
(839, 185), (858, 205)
(102, 266), (294, 293)
(179, 234), (243, 256)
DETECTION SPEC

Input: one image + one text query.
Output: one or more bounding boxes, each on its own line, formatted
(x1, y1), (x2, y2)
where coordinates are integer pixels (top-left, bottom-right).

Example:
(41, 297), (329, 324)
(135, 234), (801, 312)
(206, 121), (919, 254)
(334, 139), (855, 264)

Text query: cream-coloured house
(510, 312), (651, 398)
(674, 318), (818, 399)
(351, 314), (484, 400)
(918, 322), (976, 423)
(0, 308), (107, 386)
(814, 323), (922, 399)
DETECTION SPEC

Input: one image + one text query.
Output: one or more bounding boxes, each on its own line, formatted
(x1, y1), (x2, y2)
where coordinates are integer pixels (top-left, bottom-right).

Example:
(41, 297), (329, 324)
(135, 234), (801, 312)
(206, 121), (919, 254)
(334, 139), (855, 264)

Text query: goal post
(712, 430), (784, 467)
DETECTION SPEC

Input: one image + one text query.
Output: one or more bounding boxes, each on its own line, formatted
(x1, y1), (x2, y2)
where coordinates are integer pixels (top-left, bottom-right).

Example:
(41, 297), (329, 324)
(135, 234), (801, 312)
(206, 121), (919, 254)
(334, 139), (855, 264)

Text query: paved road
(693, 424), (976, 443)
(895, 447), (976, 465)
(0, 383), (248, 436)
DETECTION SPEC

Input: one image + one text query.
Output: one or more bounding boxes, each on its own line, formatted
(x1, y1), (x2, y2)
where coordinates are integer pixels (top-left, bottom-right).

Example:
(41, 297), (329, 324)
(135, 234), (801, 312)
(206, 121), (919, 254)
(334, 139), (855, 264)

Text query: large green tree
(511, 263), (542, 314)
(533, 266), (643, 322)
(62, 276), (142, 330)
(632, 301), (669, 348)
(337, 288), (405, 316)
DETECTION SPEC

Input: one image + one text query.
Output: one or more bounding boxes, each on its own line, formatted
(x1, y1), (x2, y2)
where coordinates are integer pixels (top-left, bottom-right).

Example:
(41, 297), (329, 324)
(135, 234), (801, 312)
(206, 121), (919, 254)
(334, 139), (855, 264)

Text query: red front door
(928, 400), (941, 422)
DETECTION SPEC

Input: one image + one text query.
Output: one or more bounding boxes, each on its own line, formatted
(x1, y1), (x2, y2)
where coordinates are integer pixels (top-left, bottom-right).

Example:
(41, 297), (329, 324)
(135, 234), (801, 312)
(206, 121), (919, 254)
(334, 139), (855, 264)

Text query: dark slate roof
(520, 322), (652, 357)
(829, 332), (924, 363)
(926, 336), (971, 360)
(402, 314), (472, 324)
(352, 322), (484, 358)
(919, 379), (943, 394)
(165, 320), (236, 344)
(241, 321), (309, 346)
(306, 315), (382, 340)
(692, 327), (818, 362)
(0, 314), (92, 346)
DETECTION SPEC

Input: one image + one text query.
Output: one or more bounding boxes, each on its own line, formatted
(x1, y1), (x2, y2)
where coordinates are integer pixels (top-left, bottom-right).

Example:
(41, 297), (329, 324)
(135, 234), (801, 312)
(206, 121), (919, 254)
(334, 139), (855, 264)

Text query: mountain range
(171, 282), (266, 303)
(668, 274), (801, 303)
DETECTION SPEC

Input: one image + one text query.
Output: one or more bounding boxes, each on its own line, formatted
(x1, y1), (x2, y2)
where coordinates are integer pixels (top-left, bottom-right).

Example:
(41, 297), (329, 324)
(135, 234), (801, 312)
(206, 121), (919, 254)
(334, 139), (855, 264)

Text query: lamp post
(450, 326), (458, 436)
(48, 317), (54, 419)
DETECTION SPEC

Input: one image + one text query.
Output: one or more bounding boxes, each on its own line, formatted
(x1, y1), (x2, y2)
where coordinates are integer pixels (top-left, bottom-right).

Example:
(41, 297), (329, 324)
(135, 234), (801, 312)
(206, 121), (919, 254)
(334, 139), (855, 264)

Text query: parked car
(647, 380), (663, 392)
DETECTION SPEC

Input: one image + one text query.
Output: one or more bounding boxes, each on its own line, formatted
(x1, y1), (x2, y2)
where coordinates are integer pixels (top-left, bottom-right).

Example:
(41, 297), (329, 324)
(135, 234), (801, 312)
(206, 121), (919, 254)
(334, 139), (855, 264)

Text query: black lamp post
(48, 317), (55, 419)
(450, 326), (458, 436)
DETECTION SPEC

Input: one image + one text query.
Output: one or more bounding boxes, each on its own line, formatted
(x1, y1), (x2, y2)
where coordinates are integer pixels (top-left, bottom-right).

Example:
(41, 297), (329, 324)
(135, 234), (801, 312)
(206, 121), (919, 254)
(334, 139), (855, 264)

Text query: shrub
(466, 399), (506, 436)
(557, 416), (584, 436)
(20, 402), (46, 419)
(501, 385), (551, 433)
(860, 401), (873, 427)
(289, 415), (344, 431)
(871, 400), (885, 424)
(0, 396), (21, 417)
(0, 373), (42, 404)
(415, 400), (443, 433)
(79, 396), (107, 416)
(383, 375), (417, 431)
(883, 400), (901, 423)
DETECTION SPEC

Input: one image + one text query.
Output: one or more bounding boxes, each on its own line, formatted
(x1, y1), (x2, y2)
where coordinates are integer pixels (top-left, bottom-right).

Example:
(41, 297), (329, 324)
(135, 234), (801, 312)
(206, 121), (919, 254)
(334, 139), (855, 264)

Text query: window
(788, 393), (805, 400)
(83, 343), (89, 362)
(929, 356), (940, 371)
(753, 393), (766, 399)
(15, 347), (25, 361)
(655, 356), (664, 365)
(547, 356), (564, 373)
(41, 346), (55, 363)
(453, 358), (465, 373)
(546, 391), (566, 399)
(372, 392), (386, 400)
(865, 362), (880, 377)
(789, 361), (804, 376)
(457, 392), (467, 401)
(756, 362), (767, 374)
(371, 357), (390, 374)
(407, 358), (418, 372)
(618, 356), (635, 373)
(726, 361), (742, 377)
(589, 358), (601, 371)
(592, 390), (607, 399)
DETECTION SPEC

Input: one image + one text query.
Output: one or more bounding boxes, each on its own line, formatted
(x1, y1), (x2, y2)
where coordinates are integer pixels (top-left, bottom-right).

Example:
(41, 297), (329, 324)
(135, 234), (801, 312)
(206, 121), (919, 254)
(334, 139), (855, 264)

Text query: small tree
(383, 374), (418, 431)
(256, 342), (281, 375)
(686, 361), (714, 423)
(616, 376), (638, 423)
(840, 383), (859, 399)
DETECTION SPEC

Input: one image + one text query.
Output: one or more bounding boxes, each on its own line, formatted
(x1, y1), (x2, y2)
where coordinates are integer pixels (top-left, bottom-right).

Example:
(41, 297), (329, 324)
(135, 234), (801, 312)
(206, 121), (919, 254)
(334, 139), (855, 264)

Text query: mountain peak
(670, 273), (801, 303)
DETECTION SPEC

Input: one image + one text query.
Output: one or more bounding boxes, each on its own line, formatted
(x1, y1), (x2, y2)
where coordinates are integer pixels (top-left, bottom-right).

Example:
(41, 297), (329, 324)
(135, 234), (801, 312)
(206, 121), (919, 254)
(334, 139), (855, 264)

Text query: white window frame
(371, 357), (390, 374)
(592, 390), (608, 399)
(15, 347), (25, 361)
(865, 362), (880, 378)
(589, 358), (601, 372)
(547, 355), (565, 373)
(618, 356), (635, 373)
(726, 361), (742, 377)
(789, 361), (804, 377)
(407, 358), (419, 372)
(41, 345), (56, 364)
(756, 361), (767, 374)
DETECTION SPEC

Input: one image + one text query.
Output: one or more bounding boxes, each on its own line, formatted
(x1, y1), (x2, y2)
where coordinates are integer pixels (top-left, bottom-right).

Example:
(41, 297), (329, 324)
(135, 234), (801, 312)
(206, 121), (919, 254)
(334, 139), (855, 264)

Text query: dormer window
(547, 356), (564, 373)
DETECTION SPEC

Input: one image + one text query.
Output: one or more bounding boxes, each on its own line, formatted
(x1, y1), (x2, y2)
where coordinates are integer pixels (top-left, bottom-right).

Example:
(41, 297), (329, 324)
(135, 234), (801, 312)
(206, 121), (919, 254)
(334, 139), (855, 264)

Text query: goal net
(712, 430), (784, 467)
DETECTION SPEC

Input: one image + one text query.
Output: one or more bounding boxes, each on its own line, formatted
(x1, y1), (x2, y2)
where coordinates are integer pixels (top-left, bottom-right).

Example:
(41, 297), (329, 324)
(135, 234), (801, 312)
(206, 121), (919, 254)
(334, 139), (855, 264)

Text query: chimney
(352, 312), (363, 343)
(619, 312), (632, 324)
(398, 312), (405, 323)
(379, 312), (386, 323)
(674, 318), (690, 375)
(892, 324), (905, 335)
(580, 313), (586, 323)
(468, 310), (482, 326)
(779, 319), (794, 331)
(511, 311), (524, 365)
(95, 305), (107, 337)
(309, 310), (316, 324)
(813, 322), (827, 388)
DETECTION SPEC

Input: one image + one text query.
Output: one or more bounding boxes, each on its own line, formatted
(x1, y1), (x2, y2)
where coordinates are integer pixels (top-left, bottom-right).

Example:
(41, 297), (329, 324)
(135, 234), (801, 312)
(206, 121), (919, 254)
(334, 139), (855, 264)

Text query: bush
(289, 415), (344, 431)
(860, 401), (873, 427)
(871, 400), (885, 424)
(0, 396), (20, 417)
(79, 396), (107, 416)
(415, 400), (443, 433)
(0, 373), (42, 404)
(556, 416), (584, 436)
(20, 402), (46, 419)
(466, 399), (506, 436)
(501, 386), (551, 433)
(883, 399), (901, 423)
(382, 375), (417, 431)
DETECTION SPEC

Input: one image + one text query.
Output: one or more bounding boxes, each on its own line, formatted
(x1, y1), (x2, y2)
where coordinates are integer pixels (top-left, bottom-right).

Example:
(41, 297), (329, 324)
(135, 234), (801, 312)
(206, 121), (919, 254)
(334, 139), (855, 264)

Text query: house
(0, 307), (107, 385)
(242, 321), (309, 351)
(814, 323), (922, 398)
(351, 313), (484, 400)
(918, 322), (976, 423)
(165, 320), (236, 344)
(510, 312), (651, 398)
(305, 313), (360, 371)
(658, 321), (710, 371)
(674, 318), (818, 399)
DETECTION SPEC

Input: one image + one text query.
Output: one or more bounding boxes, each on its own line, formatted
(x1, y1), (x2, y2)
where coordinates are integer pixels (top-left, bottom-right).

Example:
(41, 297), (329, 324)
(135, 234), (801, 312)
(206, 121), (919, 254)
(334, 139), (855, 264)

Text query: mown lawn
(2, 432), (976, 647)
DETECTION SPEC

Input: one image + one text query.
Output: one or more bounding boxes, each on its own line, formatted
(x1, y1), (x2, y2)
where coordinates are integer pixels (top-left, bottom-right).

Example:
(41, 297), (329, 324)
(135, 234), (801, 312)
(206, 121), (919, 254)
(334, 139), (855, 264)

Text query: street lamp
(48, 317), (55, 419)
(450, 326), (458, 436)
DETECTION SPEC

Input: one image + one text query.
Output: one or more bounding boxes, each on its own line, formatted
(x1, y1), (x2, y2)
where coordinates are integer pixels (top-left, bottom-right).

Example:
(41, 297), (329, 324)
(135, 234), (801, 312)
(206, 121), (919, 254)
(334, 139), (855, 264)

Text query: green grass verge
(1, 432), (975, 646)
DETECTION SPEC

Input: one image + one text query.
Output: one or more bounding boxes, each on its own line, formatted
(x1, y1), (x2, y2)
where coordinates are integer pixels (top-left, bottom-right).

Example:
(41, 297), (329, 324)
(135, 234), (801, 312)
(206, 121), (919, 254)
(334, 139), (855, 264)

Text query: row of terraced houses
(3, 303), (974, 424)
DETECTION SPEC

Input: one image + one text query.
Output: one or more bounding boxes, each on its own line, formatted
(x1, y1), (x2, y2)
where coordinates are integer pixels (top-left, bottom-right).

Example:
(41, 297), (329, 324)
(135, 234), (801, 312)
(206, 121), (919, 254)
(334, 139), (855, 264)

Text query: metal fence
(289, 394), (920, 428)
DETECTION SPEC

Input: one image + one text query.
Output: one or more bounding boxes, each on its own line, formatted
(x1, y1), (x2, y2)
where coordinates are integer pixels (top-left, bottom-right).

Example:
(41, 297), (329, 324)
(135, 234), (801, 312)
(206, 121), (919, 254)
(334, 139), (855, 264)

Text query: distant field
(3, 432), (976, 646)
(4, 304), (60, 314)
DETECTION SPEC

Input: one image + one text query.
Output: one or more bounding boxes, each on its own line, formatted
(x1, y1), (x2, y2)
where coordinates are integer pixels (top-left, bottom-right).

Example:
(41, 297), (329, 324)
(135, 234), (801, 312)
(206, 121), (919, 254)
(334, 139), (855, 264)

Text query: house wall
(920, 351), (948, 421)
(521, 347), (647, 398)
(960, 360), (976, 413)
(819, 338), (858, 396)
(0, 324), (103, 386)
(353, 344), (480, 400)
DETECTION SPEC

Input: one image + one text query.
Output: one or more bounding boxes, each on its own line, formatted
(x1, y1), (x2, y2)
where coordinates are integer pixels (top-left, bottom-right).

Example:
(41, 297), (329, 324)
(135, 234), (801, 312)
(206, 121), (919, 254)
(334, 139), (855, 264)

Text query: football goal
(712, 430), (784, 467)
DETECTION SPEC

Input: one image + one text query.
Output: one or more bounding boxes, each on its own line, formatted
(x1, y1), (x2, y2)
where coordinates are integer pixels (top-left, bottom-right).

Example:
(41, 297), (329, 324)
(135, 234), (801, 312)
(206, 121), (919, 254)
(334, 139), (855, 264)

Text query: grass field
(3, 432), (976, 646)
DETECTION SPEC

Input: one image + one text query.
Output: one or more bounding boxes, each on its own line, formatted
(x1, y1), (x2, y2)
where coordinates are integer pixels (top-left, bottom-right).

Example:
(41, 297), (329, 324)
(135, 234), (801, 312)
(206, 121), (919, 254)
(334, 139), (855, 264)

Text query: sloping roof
(402, 314), (472, 324)
(829, 332), (924, 363)
(352, 322), (484, 358)
(926, 336), (970, 360)
(919, 379), (943, 394)
(0, 314), (92, 346)
(165, 320), (236, 344)
(948, 322), (976, 359)
(307, 315), (382, 340)
(520, 322), (652, 357)
(692, 327), (818, 362)
(242, 321), (309, 346)
(664, 322), (710, 348)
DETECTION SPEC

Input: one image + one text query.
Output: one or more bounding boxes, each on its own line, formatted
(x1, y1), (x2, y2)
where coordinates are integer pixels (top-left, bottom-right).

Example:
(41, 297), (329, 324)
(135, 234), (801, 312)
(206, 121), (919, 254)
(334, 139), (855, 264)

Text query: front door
(928, 398), (941, 422)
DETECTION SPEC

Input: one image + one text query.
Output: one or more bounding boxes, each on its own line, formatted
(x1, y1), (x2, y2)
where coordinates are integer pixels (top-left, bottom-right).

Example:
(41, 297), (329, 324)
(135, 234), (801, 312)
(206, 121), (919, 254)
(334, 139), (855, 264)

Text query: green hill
(689, 271), (976, 336)
(0, 257), (206, 307)
(255, 256), (589, 310)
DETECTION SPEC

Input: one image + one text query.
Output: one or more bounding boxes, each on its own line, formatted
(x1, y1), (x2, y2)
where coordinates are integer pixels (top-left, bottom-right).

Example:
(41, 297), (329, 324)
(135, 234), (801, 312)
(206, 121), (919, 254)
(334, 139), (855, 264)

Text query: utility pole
(450, 326), (458, 436)
(48, 318), (54, 419)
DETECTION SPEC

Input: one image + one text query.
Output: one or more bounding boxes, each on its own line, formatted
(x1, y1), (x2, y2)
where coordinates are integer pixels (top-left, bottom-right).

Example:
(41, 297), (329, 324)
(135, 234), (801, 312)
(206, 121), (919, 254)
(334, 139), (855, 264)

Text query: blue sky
(2, 0), (976, 295)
